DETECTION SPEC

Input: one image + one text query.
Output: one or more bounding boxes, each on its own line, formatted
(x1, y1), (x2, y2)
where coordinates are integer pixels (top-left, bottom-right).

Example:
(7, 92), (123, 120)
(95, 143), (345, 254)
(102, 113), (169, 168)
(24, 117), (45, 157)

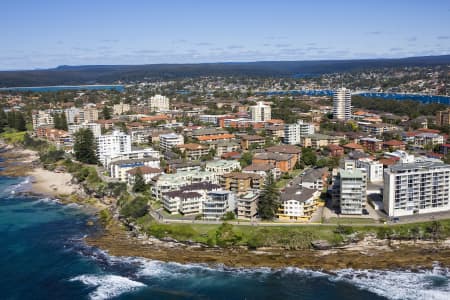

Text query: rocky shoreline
(2, 140), (450, 271)
(85, 221), (450, 271)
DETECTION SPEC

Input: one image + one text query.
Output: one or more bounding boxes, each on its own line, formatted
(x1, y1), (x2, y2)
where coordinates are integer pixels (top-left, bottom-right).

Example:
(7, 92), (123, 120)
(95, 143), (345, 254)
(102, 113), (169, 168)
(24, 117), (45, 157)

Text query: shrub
(120, 196), (148, 219)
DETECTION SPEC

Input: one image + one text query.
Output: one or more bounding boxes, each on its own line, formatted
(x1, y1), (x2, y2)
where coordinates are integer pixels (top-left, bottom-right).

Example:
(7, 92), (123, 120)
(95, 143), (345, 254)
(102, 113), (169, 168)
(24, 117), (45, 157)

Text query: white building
(383, 161), (450, 217)
(284, 120), (315, 145)
(149, 94), (170, 112)
(278, 188), (320, 221)
(126, 166), (162, 185)
(356, 158), (383, 183)
(199, 114), (229, 125)
(109, 157), (160, 181)
(205, 160), (241, 176)
(413, 133), (444, 148)
(333, 161), (367, 215)
(106, 147), (160, 168)
(113, 102), (130, 115)
(161, 182), (221, 214)
(384, 150), (415, 163)
(68, 123), (102, 137)
(153, 171), (218, 199)
(250, 101), (271, 122)
(333, 88), (352, 120)
(96, 131), (131, 166)
(65, 108), (81, 124)
(159, 133), (184, 152)
(203, 191), (236, 220)
(32, 110), (54, 129)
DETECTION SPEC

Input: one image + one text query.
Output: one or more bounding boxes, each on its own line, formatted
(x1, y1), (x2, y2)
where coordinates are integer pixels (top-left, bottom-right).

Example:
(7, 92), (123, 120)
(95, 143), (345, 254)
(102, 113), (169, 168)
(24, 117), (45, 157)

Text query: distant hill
(0, 55), (449, 87)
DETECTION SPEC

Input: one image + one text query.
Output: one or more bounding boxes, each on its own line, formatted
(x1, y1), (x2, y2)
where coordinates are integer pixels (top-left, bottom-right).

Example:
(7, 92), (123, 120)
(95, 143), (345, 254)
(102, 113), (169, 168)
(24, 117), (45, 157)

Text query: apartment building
(205, 160), (241, 176)
(68, 123), (101, 137)
(221, 172), (264, 193)
(32, 110), (54, 129)
(250, 101), (271, 122)
(277, 188), (320, 221)
(149, 94), (170, 112)
(237, 190), (259, 220)
(332, 88), (351, 120)
(203, 191), (236, 220)
(284, 120), (315, 145)
(383, 161), (450, 217)
(176, 143), (210, 160)
(159, 133), (184, 152)
(96, 131), (132, 166)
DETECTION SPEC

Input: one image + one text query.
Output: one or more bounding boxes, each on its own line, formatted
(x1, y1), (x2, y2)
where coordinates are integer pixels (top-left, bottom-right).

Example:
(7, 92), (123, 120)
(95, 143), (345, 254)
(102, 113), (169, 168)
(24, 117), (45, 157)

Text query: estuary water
(1, 174), (450, 300)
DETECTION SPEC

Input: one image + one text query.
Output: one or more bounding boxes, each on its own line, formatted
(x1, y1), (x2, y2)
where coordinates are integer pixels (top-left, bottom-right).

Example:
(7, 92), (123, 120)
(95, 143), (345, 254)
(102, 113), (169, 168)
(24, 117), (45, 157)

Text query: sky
(1, 0), (450, 70)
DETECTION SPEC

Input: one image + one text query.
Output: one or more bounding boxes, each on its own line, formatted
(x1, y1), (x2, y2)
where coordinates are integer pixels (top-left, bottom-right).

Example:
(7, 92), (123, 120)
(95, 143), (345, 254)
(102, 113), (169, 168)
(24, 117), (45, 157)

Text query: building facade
(149, 94), (170, 112)
(159, 133), (184, 152)
(284, 120), (315, 145)
(383, 161), (450, 217)
(332, 88), (351, 120)
(96, 131), (132, 166)
(250, 101), (271, 122)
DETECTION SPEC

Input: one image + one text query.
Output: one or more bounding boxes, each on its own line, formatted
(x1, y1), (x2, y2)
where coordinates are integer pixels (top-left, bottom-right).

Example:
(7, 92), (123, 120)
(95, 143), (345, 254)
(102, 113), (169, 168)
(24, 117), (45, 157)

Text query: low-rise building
(300, 134), (340, 149)
(243, 163), (281, 180)
(126, 166), (163, 185)
(203, 191), (236, 220)
(356, 158), (383, 183)
(177, 143), (210, 160)
(205, 160), (241, 176)
(360, 137), (383, 152)
(221, 172), (264, 193)
(206, 140), (240, 156)
(152, 170), (218, 199)
(252, 152), (296, 173)
(300, 167), (329, 190)
(109, 157), (160, 181)
(240, 135), (265, 150)
(159, 133), (184, 152)
(68, 123), (101, 137)
(277, 188), (320, 221)
(237, 190), (259, 219)
(383, 139), (406, 151)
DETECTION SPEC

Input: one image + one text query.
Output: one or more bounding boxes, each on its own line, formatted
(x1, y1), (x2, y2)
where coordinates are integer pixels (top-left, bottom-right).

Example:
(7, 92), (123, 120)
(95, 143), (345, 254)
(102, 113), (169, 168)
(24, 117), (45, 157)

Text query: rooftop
(389, 161), (450, 172)
(281, 187), (316, 203)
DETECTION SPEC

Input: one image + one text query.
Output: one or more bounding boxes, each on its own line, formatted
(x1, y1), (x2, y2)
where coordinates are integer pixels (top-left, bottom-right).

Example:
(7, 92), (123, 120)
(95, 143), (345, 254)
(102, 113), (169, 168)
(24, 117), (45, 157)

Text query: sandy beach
(30, 167), (79, 197)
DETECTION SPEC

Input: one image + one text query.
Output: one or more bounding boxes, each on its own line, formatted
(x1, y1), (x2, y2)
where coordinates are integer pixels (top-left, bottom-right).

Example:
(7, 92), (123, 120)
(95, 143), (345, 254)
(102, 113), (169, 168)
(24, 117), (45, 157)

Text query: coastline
(2, 140), (450, 272)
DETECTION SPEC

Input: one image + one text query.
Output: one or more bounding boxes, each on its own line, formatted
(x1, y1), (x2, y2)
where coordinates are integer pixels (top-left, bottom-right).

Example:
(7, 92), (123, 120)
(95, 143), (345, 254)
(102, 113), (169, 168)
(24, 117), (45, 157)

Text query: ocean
(1, 173), (450, 299)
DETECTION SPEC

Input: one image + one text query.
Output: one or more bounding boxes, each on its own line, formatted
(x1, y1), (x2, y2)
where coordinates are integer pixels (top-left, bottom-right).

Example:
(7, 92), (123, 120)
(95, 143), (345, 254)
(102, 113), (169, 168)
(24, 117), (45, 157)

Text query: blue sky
(1, 0), (450, 70)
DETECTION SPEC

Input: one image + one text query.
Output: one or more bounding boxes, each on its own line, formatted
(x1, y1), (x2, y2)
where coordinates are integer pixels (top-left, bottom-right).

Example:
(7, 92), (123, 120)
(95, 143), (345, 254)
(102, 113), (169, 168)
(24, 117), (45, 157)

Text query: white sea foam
(330, 266), (450, 300)
(69, 274), (146, 300)
(3, 176), (32, 195)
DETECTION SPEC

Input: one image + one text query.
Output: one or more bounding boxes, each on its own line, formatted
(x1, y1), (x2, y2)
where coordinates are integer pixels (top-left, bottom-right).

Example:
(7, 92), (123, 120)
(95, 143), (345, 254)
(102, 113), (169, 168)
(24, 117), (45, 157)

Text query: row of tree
(0, 109), (27, 132)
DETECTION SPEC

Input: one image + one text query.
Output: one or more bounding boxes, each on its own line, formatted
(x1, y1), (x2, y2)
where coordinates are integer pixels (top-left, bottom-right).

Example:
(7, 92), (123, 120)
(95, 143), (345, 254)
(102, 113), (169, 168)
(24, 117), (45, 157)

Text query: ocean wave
(330, 265), (450, 300)
(2, 176), (32, 196)
(69, 274), (146, 300)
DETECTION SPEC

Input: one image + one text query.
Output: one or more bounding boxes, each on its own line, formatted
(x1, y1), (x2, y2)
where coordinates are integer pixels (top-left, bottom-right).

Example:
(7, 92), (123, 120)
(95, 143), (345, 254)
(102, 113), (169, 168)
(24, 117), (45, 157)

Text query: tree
(257, 172), (280, 220)
(120, 196), (148, 219)
(102, 106), (112, 120)
(301, 148), (317, 166)
(0, 108), (8, 132)
(14, 112), (27, 131)
(239, 152), (253, 168)
(132, 168), (148, 193)
(73, 128), (98, 164)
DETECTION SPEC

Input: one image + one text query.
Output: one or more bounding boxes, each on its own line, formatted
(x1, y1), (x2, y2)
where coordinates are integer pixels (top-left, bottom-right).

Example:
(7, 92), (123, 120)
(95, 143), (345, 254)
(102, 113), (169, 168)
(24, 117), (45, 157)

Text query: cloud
(407, 36), (417, 42)
(101, 39), (119, 43)
(390, 47), (403, 51)
(227, 45), (244, 49)
(274, 43), (291, 48)
(196, 42), (212, 46)
(72, 47), (92, 52)
(134, 49), (160, 54)
(437, 36), (450, 40)
(367, 31), (382, 35)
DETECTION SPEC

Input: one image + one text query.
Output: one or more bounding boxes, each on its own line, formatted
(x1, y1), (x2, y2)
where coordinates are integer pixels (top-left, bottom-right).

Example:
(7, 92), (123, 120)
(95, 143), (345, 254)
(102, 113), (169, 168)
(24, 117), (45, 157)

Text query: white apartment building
(413, 133), (444, 148)
(149, 94), (170, 112)
(332, 161), (367, 215)
(333, 88), (352, 120)
(32, 110), (54, 129)
(205, 160), (241, 176)
(109, 157), (160, 181)
(65, 108), (80, 124)
(68, 123), (102, 137)
(106, 147), (160, 168)
(153, 171), (218, 199)
(96, 131), (132, 166)
(250, 101), (271, 122)
(199, 114), (229, 125)
(339, 168), (366, 215)
(113, 102), (130, 115)
(159, 133), (184, 152)
(383, 161), (450, 217)
(356, 158), (383, 183)
(203, 191), (236, 220)
(284, 120), (315, 145)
